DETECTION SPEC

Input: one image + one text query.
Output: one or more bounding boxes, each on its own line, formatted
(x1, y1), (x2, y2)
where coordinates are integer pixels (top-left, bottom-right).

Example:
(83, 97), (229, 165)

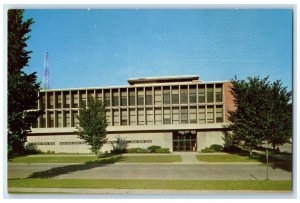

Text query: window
(190, 106), (197, 123)
(198, 106), (206, 124)
(180, 86), (188, 104)
(207, 85), (214, 103)
(129, 89), (135, 106)
(154, 87), (162, 105)
(57, 111), (62, 127)
(171, 87), (179, 104)
(145, 88), (152, 105)
(106, 110), (111, 125)
(189, 86), (197, 104)
(56, 93), (61, 108)
(163, 107), (171, 124)
(129, 108), (136, 125)
(181, 107), (188, 124)
(121, 109), (127, 125)
(48, 111), (54, 127)
(216, 105), (223, 123)
(137, 88), (144, 106)
(96, 90), (102, 101)
(146, 108), (153, 125)
(198, 85), (205, 103)
(104, 90), (111, 107)
(87, 90), (94, 99)
(137, 108), (144, 125)
(64, 92), (70, 108)
(65, 111), (70, 127)
(216, 84), (223, 102)
(172, 107), (179, 124)
(155, 107), (162, 124)
(40, 94), (46, 109)
(113, 109), (119, 126)
(121, 90), (127, 106)
(72, 91), (78, 108)
(48, 93), (54, 109)
(40, 113), (46, 128)
(207, 105), (214, 123)
(72, 111), (79, 127)
(112, 90), (119, 106)
(163, 87), (170, 105)
(80, 91), (86, 107)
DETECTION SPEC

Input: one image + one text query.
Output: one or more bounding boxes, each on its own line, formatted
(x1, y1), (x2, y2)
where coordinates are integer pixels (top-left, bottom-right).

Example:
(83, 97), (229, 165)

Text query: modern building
(28, 75), (235, 153)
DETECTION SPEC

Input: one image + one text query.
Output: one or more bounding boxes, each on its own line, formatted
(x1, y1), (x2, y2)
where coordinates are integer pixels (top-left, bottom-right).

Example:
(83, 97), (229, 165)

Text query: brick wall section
(224, 82), (236, 123)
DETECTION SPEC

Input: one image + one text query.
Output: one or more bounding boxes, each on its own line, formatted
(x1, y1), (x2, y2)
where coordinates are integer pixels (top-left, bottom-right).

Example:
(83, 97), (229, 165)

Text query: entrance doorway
(173, 130), (197, 151)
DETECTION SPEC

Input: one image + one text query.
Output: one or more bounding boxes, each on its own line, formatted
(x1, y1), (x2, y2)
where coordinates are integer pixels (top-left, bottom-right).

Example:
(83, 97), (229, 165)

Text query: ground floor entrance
(173, 130), (197, 151)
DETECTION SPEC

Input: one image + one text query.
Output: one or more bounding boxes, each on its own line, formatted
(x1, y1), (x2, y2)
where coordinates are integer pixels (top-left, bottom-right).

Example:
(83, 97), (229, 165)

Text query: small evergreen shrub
(147, 145), (162, 153)
(127, 148), (150, 153)
(24, 143), (42, 154)
(210, 144), (224, 152)
(155, 148), (170, 153)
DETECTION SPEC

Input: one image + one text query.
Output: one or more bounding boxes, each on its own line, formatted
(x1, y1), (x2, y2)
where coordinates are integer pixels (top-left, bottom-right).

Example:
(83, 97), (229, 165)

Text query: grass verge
(9, 155), (182, 164)
(196, 154), (260, 162)
(8, 179), (292, 191)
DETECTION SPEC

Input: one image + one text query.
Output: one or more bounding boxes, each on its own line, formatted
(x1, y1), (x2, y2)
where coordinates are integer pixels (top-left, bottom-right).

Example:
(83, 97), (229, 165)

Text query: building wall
(197, 131), (224, 151)
(27, 132), (173, 153)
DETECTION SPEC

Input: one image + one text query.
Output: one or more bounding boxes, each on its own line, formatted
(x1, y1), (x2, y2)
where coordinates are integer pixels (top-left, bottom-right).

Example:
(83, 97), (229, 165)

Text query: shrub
(127, 148), (150, 153)
(111, 136), (128, 154)
(24, 143), (42, 155)
(155, 148), (170, 153)
(201, 147), (216, 153)
(147, 145), (162, 153)
(210, 144), (224, 152)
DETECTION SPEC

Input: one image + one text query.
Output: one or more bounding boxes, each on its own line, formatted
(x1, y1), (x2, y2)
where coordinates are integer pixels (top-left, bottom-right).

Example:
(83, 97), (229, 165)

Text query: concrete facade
(28, 75), (234, 153)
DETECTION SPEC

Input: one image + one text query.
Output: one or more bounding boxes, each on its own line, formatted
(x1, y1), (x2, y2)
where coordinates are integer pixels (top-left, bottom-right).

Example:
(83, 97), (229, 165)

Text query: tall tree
(8, 9), (42, 154)
(76, 96), (108, 157)
(227, 76), (292, 156)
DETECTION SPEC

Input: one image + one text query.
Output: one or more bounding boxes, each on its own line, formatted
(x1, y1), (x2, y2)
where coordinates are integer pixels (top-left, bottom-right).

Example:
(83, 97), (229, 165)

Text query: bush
(147, 145), (162, 153)
(201, 144), (223, 153)
(155, 148), (170, 153)
(201, 147), (216, 153)
(111, 136), (128, 154)
(210, 144), (224, 152)
(24, 143), (42, 155)
(127, 148), (150, 153)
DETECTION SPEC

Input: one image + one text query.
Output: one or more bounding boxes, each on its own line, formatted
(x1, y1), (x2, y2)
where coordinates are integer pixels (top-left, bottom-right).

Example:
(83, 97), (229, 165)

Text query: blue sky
(23, 9), (293, 90)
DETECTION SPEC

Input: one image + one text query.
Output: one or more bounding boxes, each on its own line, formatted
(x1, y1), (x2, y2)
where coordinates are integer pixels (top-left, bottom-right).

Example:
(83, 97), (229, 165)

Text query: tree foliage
(8, 9), (42, 154)
(227, 76), (292, 155)
(76, 96), (108, 157)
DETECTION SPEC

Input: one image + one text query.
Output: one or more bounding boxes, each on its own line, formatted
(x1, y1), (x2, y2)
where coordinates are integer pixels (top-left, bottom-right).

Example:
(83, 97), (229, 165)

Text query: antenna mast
(43, 52), (50, 89)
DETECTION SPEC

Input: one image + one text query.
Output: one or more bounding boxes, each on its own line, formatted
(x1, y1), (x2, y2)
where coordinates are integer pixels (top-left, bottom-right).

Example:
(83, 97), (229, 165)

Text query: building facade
(28, 75), (235, 153)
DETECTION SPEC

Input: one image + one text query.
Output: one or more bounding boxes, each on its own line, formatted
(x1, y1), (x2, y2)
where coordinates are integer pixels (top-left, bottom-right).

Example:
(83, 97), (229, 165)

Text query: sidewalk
(7, 187), (292, 195)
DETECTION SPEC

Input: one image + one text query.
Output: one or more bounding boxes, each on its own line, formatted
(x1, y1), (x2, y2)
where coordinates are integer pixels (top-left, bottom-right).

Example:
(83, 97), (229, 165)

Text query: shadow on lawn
(28, 155), (125, 179)
(228, 151), (292, 172)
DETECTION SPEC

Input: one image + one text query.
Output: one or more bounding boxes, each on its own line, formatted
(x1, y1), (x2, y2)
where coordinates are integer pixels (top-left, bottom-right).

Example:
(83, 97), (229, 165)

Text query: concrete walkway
(7, 187), (292, 195)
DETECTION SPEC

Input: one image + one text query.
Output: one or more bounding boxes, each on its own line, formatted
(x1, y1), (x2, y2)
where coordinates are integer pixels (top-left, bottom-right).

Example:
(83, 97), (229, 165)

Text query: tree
(227, 76), (292, 156)
(76, 96), (108, 157)
(8, 9), (42, 154)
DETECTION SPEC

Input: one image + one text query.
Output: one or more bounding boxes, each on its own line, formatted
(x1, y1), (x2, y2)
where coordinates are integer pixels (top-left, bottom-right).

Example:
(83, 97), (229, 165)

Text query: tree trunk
(249, 148), (253, 157)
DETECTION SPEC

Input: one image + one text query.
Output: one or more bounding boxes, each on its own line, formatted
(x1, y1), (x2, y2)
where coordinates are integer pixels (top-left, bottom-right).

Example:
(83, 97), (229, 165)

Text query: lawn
(8, 179), (292, 191)
(196, 154), (260, 162)
(9, 155), (182, 164)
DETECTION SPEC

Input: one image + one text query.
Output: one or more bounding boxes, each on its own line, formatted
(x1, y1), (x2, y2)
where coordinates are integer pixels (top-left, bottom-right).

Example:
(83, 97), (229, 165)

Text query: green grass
(9, 155), (181, 164)
(8, 179), (292, 191)
(197, 154), (260, 162)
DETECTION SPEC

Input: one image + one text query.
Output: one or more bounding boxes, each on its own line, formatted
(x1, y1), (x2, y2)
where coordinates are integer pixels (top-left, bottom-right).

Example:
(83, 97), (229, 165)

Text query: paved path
(7, 187), (293, 195)
(8, 163), (291, 180)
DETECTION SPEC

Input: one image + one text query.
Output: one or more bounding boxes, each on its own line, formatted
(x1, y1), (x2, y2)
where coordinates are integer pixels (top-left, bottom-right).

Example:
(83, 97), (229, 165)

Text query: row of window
(35, 105), (224, 128)
(39, 84), (223, 109)
(28, 140), (152, 145)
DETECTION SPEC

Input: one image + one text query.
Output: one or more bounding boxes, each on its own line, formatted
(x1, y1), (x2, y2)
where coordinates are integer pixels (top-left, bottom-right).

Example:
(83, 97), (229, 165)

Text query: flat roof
(128, 75), (200, 85)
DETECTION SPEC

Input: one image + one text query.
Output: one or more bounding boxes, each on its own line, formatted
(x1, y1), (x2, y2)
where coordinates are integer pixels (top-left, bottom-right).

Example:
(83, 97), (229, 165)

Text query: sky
(23, 9), (293, 90)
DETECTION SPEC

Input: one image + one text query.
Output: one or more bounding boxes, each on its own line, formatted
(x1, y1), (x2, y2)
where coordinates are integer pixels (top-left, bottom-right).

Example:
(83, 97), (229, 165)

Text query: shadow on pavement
(28, 155), (125, 178)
